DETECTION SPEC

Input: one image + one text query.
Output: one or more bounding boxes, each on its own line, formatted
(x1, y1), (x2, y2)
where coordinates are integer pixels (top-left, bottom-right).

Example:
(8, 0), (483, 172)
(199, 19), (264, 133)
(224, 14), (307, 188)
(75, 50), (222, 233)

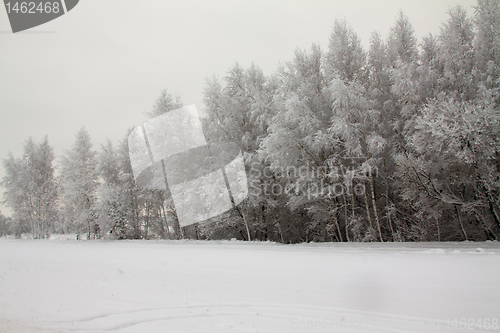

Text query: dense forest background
(1, 0), (499, 242)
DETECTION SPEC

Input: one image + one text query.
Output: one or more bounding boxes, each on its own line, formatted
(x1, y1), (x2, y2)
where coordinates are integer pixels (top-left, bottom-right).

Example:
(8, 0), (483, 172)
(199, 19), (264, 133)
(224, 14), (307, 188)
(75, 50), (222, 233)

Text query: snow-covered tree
(97, 140), (129, 238)
(397, 95), (500, 240)
(203, 63), (275, 241)
(116, 132), (143, 238)
(474, 0), (500, 89)
(387, 12), (421, 156)
(59, 128), (99, 239)
(326, 19), (366, 83)
(145, 89), (183, 119)
(1, 136), (57, 238)
(387, 11), (418, 66)
(438, 6), (476, 101)
(4, 0), (497, 243)
(0, 211), (12, 236)
(325, 78), (386, 241)
(258, 44), (351, 242)
(142, 90), (184, 239)
(367, 31), (391, 104)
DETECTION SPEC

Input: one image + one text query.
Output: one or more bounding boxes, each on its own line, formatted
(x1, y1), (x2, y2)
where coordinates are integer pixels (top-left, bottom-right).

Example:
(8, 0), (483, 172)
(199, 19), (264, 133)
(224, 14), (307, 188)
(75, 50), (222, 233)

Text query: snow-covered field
(0, 239), (499, 333)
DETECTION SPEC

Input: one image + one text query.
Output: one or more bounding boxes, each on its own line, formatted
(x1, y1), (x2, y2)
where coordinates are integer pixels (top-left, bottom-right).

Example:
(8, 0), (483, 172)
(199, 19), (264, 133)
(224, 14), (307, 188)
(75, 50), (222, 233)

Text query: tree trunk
(369, 175), (383, 242)
(159, 203), (167, 239)
(342, 192), (350, 241)
(330, 206), (343, 242)
(145, 204), (150, 240)
(321, 219), (327, 242)
(454, 204), (468, 241)
(476, 212), (498, 240)
(488, 198), (500, 230)
(435, 215), (441, 241)
(384, 160), (395, 241)
(235, 206), (251, 241)
(363, 181), (373, 228)
(272, 208), (284, 243)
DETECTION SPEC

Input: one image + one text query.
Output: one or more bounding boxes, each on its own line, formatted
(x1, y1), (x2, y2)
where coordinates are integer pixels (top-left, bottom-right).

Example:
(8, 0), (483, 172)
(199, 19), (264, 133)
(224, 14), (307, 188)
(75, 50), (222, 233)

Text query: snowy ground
(0, 239), (499, 333)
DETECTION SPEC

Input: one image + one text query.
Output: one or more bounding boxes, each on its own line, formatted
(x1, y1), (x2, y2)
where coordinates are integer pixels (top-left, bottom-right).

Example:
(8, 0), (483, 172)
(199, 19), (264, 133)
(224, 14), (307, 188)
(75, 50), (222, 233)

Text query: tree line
(2, 0), (499, 242)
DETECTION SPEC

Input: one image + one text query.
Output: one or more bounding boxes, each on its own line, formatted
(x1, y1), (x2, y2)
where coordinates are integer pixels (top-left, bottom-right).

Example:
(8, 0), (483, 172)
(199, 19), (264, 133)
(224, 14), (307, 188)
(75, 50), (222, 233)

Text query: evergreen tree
(327, 19), (366, 82)
(0, 211), (12, 236)
(367, 31), (391, 104)
(438, 6), (476, 100)
(145, 89), (183, 119)
(387, 11), (418, 66)
(60, 128), (99, 239)
(474, 0), (500, 89)
(1, 137), (57, 238)
(117, 131), (143, 239)
(142, 90), (184, 239)
(97, 140), (129, 238)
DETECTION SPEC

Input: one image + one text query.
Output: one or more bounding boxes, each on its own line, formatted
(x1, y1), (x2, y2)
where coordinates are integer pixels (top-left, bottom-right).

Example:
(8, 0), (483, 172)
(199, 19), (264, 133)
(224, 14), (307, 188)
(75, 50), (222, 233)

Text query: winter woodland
(2, 1), (500, 243)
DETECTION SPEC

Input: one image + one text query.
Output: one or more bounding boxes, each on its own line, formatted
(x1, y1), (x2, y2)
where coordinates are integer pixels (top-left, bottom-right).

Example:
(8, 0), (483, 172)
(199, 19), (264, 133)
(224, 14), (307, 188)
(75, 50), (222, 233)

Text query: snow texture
(0, 239), (499, 332)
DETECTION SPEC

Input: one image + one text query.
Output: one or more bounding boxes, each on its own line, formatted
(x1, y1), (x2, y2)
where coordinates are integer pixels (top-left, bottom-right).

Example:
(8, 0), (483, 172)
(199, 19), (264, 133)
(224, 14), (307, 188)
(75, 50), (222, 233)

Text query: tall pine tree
(60, 128), (99, 239)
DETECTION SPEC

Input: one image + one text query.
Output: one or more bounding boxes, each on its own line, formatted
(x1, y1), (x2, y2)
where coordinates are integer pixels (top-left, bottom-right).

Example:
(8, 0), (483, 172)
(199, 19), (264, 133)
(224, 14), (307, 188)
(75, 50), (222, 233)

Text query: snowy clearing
(0, 239), (499, 333)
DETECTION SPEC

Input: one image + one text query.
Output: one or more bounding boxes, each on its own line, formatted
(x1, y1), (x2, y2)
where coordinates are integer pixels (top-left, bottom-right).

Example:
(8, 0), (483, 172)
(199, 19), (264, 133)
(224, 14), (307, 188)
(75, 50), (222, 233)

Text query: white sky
(0, 0), (477, 216)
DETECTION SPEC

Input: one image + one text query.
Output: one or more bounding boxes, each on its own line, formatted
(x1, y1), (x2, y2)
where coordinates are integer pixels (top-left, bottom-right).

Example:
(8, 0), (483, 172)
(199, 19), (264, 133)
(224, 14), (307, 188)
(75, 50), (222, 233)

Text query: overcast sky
(0, 0), (477, 216)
